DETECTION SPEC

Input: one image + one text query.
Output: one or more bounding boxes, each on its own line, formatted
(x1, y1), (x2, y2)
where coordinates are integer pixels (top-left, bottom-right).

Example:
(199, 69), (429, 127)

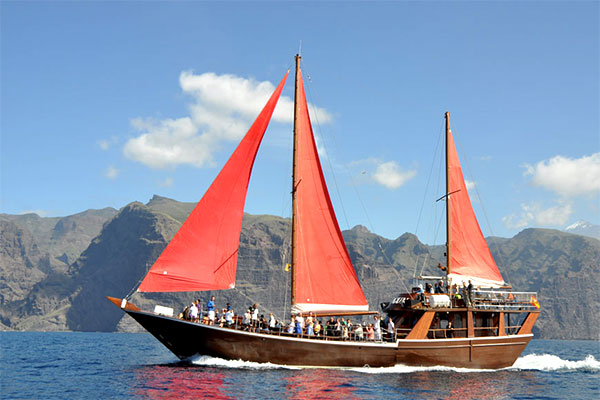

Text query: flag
(530, 295), (540, 309)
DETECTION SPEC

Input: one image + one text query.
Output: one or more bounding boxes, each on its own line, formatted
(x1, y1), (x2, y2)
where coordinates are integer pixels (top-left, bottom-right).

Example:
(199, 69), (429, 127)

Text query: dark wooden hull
(124, 308), (532, 369)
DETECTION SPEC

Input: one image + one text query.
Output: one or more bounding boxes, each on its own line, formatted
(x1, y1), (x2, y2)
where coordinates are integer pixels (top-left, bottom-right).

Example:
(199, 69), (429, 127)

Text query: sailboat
(108, 56), (539, 368)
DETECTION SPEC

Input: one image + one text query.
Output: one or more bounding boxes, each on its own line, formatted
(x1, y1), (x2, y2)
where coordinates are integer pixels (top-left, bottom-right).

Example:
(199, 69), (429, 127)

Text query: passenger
(296, 314), (305, 332)
(332, 319), (340, 337)
(366, 323), (375, 341)
(183, 305), (190, 321)
(387, 317), (396, 342)
(467, 280), (474, 306)
(342, 324), (349, 340)
(295, 318), (303, 336)
(416, 284), (425, 304)
(373, 315), (382, 341)
(306, 321), (314, 336)
(305, 312), (313, 327)
(287, 316), (296, 334)
(260, 315), (269, 332)
(243, 309), (252, 330)
(314, 320), (322, 337)
(207, 296), (216, 325)
(426, 283), (434, 294)
(189, 302), (199, 322)
(225, 308), (234, 327)
(251, 304), (259, 331)
(326, 317), (336, 337)
(354, 323), (364, 341)
(435, 280), (445, 294)
(462, 283), (471, 307)
(269, 313), (276, 331)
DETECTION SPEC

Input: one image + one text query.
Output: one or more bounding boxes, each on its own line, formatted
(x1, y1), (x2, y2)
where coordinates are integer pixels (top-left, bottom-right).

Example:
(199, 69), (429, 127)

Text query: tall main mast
(445, 111), (451, 278)
(291, 54), (301, 306)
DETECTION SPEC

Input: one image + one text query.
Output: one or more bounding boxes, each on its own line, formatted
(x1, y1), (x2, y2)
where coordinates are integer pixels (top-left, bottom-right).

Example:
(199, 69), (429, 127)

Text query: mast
(291, 54), (301, 306)
(445, 111), (451, 279)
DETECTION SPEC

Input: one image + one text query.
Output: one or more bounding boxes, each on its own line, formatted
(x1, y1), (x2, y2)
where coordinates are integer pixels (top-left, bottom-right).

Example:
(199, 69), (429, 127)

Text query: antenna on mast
(298, 40), (302, 57)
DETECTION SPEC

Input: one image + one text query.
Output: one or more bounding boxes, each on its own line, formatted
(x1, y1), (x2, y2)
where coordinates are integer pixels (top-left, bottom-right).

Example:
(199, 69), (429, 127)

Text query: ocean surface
(1, 332), (598, 400)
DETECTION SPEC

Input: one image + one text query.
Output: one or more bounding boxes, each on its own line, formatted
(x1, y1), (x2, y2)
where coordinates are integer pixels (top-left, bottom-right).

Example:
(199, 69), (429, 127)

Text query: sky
(1, 1), (599, 244)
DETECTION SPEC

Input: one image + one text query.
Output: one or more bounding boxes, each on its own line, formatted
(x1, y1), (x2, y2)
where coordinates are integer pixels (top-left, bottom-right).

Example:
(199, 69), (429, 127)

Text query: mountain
(1, 208), (118, 271)
(0, 208), (117, 330)
(564, 220), (600, 240)
(0, 197), (598, 340)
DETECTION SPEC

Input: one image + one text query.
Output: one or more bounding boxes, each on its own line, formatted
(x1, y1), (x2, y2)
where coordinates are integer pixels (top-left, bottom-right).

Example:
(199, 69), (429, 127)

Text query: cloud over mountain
(525, 153), (600, 197)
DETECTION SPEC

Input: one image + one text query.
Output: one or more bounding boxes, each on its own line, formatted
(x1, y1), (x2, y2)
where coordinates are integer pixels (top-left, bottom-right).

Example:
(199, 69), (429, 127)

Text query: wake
(187, 353), (599, 373)
(510, 353), (599, 372)
(354, 354), (600, 374)
(189, 355), (300, 370)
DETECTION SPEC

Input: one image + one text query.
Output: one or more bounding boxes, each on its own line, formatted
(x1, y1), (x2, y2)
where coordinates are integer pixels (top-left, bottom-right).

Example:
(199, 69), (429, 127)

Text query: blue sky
(1, 1), (598, 243)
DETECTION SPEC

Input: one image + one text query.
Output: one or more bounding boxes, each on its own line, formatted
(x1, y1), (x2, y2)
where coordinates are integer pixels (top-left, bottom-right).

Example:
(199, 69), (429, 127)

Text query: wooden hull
(123, 308), (531, 369)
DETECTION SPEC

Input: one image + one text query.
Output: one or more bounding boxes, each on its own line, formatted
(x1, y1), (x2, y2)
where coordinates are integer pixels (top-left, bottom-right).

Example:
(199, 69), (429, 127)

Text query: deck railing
(471, 290), (539, 310)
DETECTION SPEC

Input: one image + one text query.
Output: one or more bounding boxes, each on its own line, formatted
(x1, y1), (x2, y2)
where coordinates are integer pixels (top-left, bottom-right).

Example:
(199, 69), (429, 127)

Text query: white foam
(510, 353), (600, 372)
(353, 354), (600, 374)
(185, 353), (599, 373)
(188, 355), (299, 370)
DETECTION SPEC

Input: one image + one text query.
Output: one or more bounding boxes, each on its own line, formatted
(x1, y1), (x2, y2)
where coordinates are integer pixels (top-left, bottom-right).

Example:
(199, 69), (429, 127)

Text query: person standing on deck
(373, 315), (382, 341)
(207, 296), (216, 325)
(251, 304), (259, 331)
(387, 317), (396, 342)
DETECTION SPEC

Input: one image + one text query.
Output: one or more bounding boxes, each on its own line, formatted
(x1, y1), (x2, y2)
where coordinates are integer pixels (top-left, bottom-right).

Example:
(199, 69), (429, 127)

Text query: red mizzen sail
(292, 66), (368, 314)
(447, 129), (504, 287)
(138, 71), (289, 292)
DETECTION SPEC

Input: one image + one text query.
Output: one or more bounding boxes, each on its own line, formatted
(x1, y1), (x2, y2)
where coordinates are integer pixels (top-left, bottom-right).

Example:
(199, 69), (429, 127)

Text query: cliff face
(489, 229), (600, 339)
(1, 197), (598, 339)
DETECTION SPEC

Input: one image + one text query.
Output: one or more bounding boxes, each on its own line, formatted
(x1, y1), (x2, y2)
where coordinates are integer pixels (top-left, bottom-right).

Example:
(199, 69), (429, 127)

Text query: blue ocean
(1, 332), (598, 399)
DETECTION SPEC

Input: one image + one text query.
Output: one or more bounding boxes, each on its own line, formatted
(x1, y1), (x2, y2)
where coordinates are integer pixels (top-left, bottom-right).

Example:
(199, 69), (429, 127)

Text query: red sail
(292, 67), (368, 314)
(447, 130), (504, 287)
(138, 72), (289, 292)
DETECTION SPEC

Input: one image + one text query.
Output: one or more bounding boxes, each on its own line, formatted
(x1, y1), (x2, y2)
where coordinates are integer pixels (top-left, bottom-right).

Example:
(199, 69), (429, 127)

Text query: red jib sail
(292, 66), (368, 314)
(447, 129), (505, 287)
(138, 71), (289, 292)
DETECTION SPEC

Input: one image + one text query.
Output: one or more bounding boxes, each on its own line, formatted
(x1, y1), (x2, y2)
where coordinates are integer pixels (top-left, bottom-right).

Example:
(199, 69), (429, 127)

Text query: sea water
(1, 332), (598, 399)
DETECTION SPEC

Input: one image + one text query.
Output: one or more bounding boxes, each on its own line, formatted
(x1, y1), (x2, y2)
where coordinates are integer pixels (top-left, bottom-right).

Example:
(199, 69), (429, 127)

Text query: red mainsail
(447, 129), (504, 287)
(292, 66), (368, 314)
(138, 72), (289, 292)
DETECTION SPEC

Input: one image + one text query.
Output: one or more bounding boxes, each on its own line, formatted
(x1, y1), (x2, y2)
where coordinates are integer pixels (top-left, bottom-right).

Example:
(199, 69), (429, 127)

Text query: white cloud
(525, 153), (600, 197)
(124, 71), (332, 170)
(373, 161), (417, 189)
(124, 117), (215, 169)
(105, 165), (119, 179)
(502, 201), (573, 229)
